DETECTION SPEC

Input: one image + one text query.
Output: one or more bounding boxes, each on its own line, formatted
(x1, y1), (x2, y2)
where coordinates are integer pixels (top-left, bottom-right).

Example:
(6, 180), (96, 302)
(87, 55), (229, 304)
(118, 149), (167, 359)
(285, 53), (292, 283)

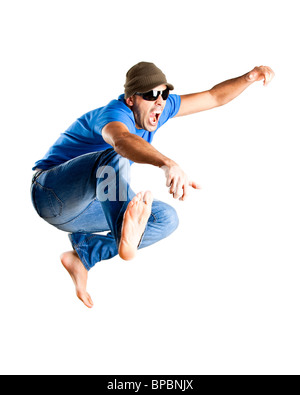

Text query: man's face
(126, 84), (167, 132)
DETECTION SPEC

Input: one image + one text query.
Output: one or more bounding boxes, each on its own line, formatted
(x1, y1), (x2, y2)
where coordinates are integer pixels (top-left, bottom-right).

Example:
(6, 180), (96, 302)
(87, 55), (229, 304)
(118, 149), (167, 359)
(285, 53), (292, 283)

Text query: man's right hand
(162, 163), (201, 201)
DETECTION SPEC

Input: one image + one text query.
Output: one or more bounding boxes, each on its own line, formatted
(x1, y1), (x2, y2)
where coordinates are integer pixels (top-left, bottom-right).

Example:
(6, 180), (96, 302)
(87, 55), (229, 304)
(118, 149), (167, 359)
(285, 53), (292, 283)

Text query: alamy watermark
(96, 160), (130, 202)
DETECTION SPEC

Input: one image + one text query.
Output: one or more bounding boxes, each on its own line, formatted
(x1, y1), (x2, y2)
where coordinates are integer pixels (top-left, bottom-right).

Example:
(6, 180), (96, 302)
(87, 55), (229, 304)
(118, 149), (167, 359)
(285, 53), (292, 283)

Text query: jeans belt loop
(32, 170), (43, 184)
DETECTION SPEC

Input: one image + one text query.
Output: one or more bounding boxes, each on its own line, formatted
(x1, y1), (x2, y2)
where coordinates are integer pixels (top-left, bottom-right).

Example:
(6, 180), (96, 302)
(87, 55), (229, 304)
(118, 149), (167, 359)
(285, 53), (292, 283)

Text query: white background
(1, 0), (299, 374)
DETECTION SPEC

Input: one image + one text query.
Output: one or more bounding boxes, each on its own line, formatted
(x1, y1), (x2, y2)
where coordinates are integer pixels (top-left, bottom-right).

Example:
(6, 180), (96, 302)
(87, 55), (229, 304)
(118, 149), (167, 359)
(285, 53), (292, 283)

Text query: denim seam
(35, 181), (63, 216)
(73, 246), (90, 271)
(115, 200), (131, 245)
(73, 234), (99, 249)
(150, 212), (156, 222)
(69, 234), (92, 271)
(55, 198), (97, 227)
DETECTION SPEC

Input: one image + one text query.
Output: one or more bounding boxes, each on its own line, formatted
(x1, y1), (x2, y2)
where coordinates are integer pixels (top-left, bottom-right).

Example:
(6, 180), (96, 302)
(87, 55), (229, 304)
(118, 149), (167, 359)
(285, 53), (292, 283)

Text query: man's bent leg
(32, 150), (132, 269)
(62, 148), (139, 266)
(31, 150), (130, 307)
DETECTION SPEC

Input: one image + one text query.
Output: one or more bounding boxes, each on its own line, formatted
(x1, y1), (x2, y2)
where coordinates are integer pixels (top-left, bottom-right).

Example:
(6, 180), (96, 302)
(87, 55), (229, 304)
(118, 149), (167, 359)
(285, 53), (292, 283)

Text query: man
(31, 62), (274, 308)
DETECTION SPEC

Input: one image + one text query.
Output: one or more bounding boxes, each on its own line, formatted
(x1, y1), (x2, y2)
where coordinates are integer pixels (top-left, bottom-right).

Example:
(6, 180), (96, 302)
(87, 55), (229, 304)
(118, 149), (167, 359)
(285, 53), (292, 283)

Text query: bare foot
(60, 250), (94, 308)
(119, 191), (153, 261)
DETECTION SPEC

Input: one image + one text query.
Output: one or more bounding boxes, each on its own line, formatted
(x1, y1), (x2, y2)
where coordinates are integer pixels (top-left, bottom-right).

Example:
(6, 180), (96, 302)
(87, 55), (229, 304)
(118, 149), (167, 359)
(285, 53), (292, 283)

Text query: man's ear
(125, 96), (134, 107)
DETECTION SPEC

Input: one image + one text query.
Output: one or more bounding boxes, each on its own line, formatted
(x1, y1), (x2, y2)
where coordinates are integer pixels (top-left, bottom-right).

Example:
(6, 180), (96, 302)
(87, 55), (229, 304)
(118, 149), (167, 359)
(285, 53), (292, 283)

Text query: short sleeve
(158, 94), (181, 126)
(94, 100), (136, 135)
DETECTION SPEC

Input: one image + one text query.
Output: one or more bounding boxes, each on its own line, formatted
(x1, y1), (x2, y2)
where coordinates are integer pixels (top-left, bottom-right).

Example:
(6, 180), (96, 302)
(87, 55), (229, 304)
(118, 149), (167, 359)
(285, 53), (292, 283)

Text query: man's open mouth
(149, 109), (162, 126)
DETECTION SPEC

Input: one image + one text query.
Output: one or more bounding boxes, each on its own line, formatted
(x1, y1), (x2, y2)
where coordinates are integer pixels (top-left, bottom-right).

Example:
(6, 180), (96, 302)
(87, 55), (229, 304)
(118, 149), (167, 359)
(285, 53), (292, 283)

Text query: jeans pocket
(31, 182), (63, 219)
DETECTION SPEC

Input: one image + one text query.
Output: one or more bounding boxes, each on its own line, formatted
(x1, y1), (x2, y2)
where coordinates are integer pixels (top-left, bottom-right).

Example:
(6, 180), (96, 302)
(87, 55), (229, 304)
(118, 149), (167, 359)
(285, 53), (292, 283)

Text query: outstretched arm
(175, 65), (275, 117)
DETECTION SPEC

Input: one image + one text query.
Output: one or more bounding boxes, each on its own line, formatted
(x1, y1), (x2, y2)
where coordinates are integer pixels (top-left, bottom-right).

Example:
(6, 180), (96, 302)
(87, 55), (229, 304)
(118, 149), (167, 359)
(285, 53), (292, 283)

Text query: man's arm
(102, 121), (172, 167)
(175, 65), (275, 117)
(102, 121), (200, 200)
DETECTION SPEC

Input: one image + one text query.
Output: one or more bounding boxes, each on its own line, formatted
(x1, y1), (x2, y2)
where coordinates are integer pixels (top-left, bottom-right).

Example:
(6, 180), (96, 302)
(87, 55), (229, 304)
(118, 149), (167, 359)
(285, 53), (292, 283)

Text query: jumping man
(31, 62), (274, 307)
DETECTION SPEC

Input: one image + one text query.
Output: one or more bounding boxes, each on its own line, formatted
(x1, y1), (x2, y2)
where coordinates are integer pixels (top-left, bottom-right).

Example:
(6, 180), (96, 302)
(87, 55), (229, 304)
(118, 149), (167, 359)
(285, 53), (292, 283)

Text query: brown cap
(124, 61), (174, 99)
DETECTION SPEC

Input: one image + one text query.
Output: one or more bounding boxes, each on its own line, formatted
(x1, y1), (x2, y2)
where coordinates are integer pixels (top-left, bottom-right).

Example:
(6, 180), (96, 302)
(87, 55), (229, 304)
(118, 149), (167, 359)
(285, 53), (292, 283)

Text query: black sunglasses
(135, 88), (170, 101)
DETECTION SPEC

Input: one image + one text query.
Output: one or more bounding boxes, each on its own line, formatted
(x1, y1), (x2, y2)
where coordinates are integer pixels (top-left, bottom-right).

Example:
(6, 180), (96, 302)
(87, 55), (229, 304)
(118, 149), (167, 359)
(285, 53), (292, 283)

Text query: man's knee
(166, 204), (179, 233)
(154, 202), (179, 235)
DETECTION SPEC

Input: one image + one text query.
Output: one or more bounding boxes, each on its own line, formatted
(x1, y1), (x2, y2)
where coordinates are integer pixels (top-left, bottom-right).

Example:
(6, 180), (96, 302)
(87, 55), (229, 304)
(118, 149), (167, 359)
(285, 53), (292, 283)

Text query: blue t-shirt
(33, 93), (181, 170)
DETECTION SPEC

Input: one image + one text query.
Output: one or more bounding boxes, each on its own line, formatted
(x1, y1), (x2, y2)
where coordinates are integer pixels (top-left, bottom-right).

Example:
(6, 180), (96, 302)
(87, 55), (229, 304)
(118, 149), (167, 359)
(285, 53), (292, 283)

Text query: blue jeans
(31, 149), (179, 270)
